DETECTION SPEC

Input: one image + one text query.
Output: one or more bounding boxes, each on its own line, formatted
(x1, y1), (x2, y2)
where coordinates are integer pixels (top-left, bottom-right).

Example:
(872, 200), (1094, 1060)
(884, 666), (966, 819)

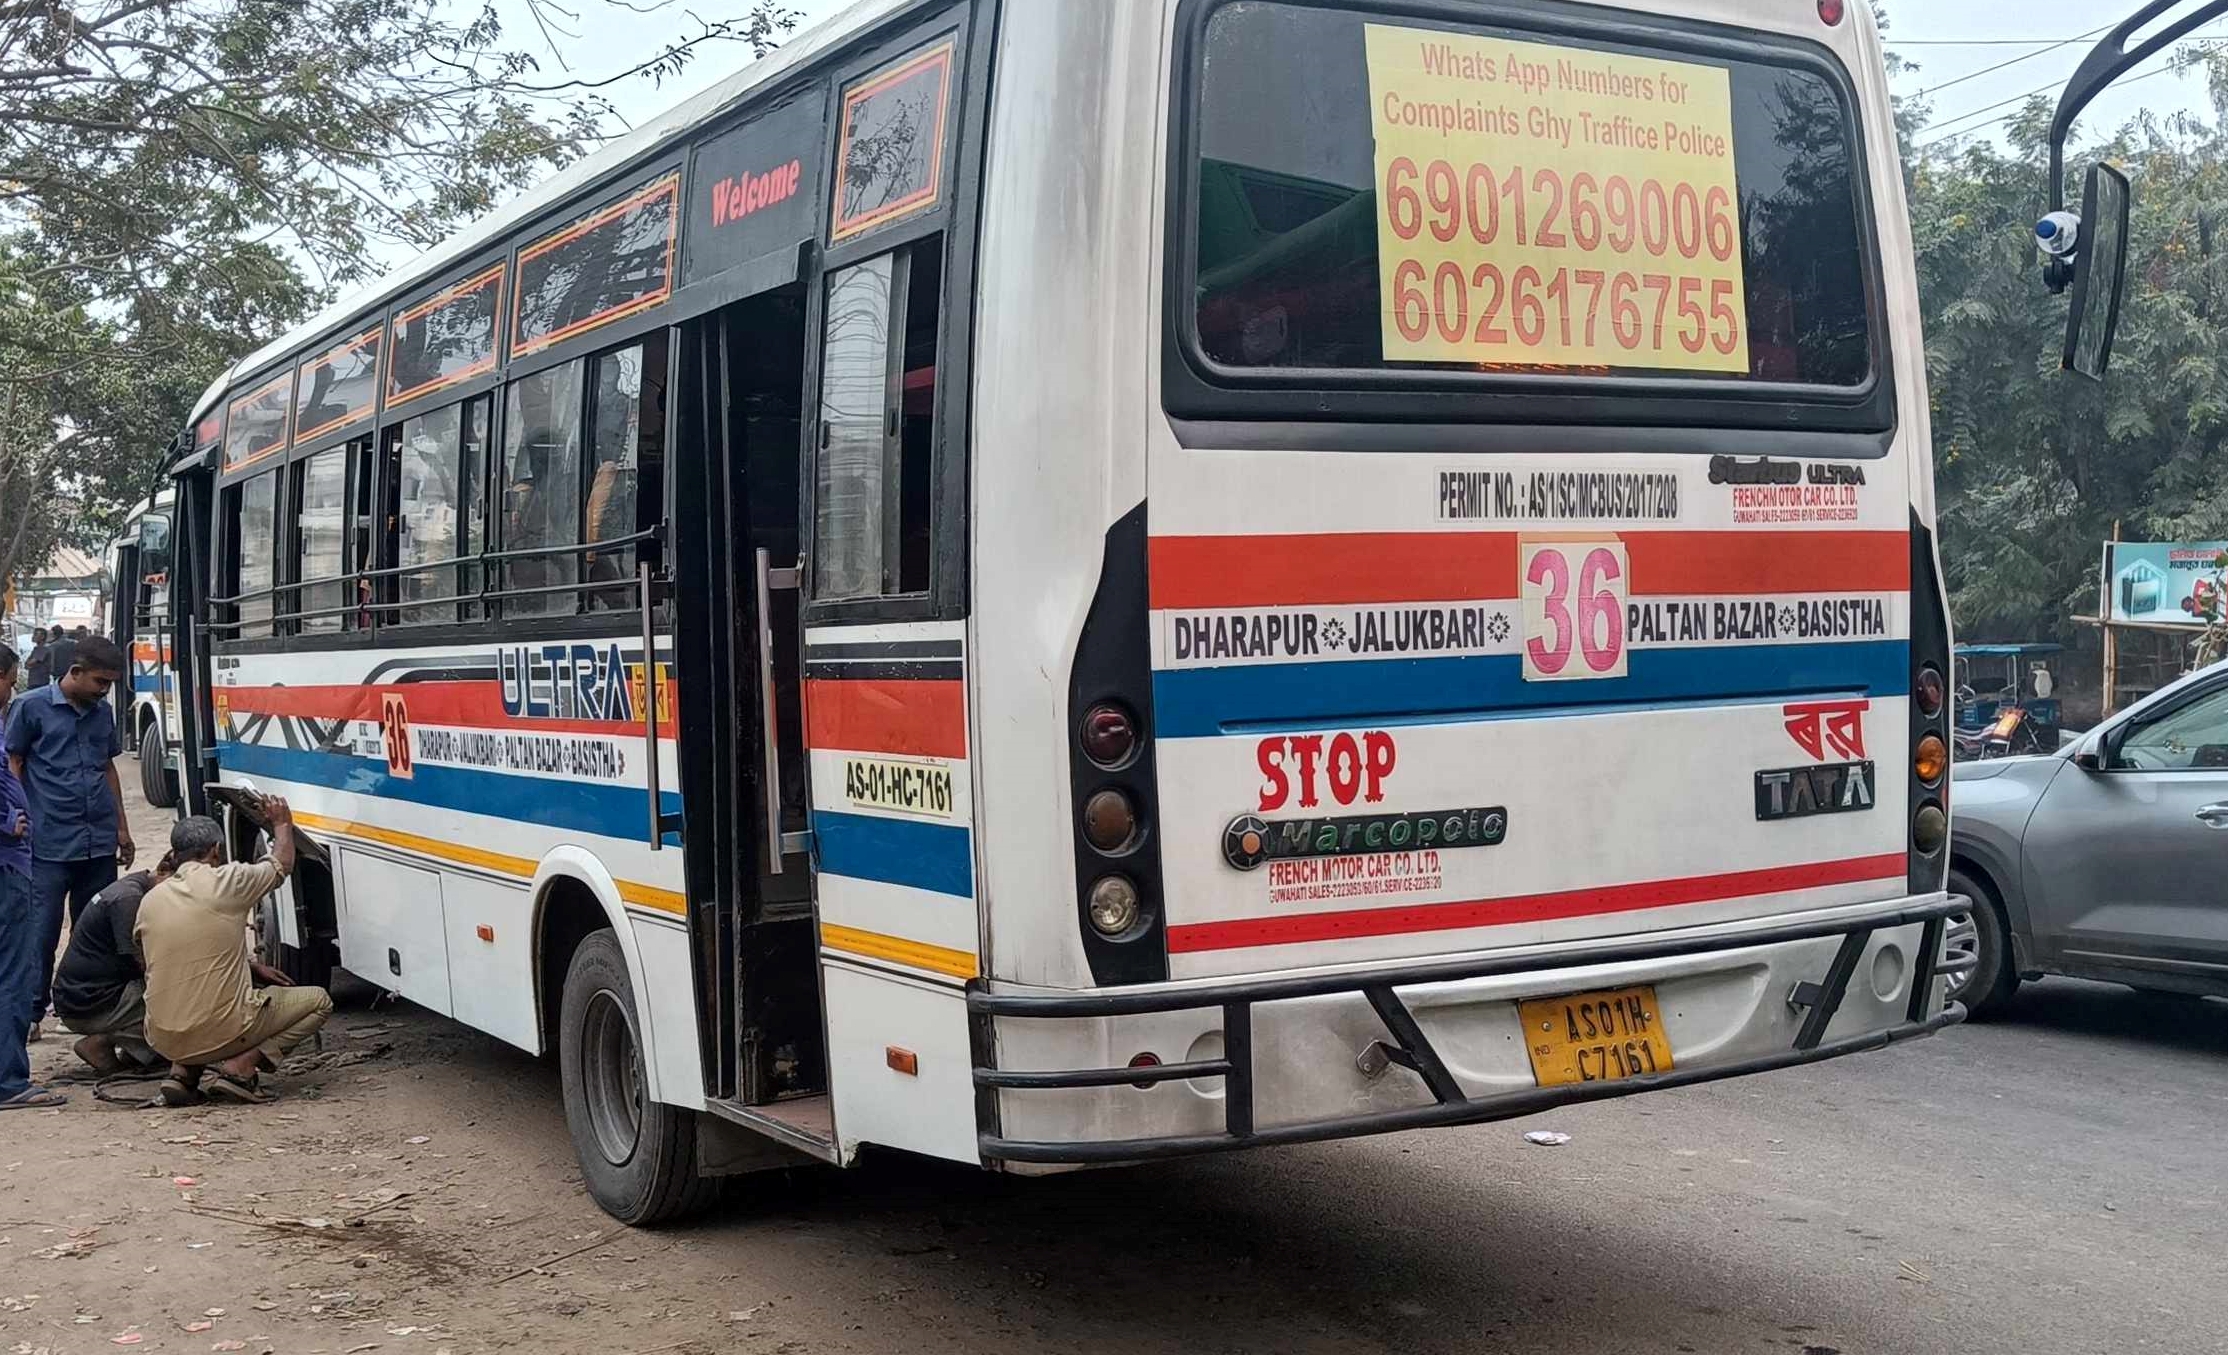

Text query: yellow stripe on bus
(820, 923), (977, 980)
(291, 810), (687, 916)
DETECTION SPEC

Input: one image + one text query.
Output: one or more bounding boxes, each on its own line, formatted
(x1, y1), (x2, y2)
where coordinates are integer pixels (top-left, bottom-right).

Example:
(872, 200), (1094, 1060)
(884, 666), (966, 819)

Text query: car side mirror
(2064, 161), (2132, 380)
(2073, 749), (2104, 772)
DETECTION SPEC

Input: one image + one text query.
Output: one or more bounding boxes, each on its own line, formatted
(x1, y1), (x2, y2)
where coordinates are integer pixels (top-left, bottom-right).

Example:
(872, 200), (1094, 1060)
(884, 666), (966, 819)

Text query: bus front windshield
(1186, 2), (1878, 390)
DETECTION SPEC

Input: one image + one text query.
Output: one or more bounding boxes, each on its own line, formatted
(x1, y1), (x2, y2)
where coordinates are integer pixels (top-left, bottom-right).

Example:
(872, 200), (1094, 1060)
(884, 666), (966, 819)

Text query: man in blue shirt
(1, 643), (65, 1108)
(3, 635), (134, 1041)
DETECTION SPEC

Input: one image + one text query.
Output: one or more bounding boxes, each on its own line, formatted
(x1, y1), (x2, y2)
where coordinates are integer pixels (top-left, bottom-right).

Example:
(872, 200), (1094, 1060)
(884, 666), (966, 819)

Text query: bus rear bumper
(969, 894), (1967, 1165)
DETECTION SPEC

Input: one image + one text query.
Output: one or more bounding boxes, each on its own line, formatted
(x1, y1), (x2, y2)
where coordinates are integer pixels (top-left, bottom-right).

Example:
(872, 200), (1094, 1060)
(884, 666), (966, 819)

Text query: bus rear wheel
(557, 929), (717, 1225)
(138, 723), (178, 810)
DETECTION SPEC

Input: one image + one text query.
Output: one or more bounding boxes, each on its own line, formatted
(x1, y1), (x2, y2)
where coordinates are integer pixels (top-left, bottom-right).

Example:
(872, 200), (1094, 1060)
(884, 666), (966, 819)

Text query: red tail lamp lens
(1128, 1051), (1163, 1089)
(1817, 0), (1845, 24)
(1915, 667), (1946, 718)
(1081, 704), (1138, 767)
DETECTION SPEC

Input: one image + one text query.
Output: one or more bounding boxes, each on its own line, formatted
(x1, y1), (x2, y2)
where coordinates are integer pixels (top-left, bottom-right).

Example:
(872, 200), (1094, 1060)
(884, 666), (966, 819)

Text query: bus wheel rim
(582, 988), (643, 1165)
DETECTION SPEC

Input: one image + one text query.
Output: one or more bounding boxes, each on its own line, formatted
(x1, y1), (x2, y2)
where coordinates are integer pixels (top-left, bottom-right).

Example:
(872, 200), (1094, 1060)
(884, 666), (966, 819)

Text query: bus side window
(499, 362), (586, 617)
(383, 396), (490, 626)
(812, 234), (941, 602)
(292, 444), (350, 633)
(584, 332), (668, 610)
(227, 470), (280, 639)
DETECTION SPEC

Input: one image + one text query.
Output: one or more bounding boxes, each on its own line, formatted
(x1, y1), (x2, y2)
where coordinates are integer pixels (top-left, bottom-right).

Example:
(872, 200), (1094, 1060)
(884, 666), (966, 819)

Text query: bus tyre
(139, 723), (178, 810)
(558, 929), (716, 1225)
(1945, 868), (2018, 1018)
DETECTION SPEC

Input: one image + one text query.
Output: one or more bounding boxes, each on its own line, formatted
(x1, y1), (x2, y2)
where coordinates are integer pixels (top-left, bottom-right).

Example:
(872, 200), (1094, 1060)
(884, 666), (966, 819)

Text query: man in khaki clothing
(136, 799), (331, 1105)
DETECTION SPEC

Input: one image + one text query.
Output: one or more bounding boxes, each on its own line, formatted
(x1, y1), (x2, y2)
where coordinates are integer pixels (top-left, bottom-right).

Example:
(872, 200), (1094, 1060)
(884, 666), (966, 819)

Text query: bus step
(709, 1093), (837, 1162)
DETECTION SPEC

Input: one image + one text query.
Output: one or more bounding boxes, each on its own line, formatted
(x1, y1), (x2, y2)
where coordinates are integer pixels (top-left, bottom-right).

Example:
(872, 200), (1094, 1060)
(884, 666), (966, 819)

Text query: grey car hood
(1951, 755), (2057, 784)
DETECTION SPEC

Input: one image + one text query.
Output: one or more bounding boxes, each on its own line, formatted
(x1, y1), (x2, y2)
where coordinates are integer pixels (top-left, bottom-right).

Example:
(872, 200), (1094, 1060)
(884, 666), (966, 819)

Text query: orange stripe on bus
(1148, 530), (1908, 609)
(803, 678), (967, 760)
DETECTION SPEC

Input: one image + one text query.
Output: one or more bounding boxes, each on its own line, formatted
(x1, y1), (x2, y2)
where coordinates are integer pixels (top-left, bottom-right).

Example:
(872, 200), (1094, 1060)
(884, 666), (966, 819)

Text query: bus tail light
(1914, 735), (1948, 786)
(1081, 703), (1138, 768)
(1909, 516), (1953, 892)
(1817, 0), (1845, 25)
(1067, 505), (1169, 985)
(1082, 788), (1139, 853)
(1087, 876), (1143, 937)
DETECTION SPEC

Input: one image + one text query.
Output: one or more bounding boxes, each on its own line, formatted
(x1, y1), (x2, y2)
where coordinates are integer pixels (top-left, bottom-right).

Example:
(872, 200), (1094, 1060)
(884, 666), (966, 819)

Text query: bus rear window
(1186, 2), (1875, 388)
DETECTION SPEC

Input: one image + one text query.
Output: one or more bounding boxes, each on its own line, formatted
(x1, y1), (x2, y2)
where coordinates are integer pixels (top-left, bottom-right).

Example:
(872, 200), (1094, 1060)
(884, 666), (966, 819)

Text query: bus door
(675, 286), (821, 1111)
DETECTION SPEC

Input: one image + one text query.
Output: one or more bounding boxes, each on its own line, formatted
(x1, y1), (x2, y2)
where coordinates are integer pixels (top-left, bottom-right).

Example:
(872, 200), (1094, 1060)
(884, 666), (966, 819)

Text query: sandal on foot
(0, 1085), (67, 1110)
(159, 1067), (207, 1107)
(204, 1072), (270, 1105)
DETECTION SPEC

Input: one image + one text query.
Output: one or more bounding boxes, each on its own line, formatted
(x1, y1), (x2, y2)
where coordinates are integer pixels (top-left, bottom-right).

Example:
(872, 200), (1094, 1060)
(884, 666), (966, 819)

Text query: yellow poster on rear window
(1364, 24), (1749, 374)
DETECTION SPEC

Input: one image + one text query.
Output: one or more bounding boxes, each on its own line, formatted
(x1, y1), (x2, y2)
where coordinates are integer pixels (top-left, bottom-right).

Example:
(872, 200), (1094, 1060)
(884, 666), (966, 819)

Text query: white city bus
(157, 0), (1963, 1223)
(105, 490), (185, 809)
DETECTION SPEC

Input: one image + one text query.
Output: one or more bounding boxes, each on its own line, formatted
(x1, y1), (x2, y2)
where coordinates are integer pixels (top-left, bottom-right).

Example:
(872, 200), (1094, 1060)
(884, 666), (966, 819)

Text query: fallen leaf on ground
(212, 1343), (248, 1352)
(172, 1177), (198, 1187)
(184, 1321), (212, 1333)
(110, 1333), (143, 1346)
(405, 1135), (430, 1145)
(203, 1308), (227, 1318)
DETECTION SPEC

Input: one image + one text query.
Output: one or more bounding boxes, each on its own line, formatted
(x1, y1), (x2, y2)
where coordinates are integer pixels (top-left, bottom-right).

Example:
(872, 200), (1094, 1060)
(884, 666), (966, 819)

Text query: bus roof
(188, 0), (926, 428)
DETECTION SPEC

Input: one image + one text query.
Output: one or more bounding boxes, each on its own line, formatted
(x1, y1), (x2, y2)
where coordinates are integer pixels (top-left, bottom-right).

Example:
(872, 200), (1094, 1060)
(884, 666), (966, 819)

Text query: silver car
(1948, 659), (2228, 1014)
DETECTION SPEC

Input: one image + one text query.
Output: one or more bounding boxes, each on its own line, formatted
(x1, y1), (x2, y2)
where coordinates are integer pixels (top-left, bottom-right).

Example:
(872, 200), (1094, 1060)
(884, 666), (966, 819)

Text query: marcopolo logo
(1223, 806), (1508, 871)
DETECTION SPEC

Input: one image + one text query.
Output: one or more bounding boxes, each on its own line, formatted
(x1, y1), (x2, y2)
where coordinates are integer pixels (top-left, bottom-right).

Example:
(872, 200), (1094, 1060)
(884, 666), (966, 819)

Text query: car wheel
(1945, 868), (2019, 1017)
(558, 930), (718, 1225)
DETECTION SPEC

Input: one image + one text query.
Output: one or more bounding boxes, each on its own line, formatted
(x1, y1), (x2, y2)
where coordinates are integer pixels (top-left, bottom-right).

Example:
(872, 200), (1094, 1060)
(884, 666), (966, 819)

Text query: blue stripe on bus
(215, 740), (681, 843)
(811, 809), (974, 898)
(132, 676), (161, 693)
(1150, 640), (1912, 739)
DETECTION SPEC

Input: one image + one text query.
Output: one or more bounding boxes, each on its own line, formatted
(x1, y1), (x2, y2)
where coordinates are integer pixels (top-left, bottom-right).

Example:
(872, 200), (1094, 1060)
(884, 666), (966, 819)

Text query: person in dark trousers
(23, 628), (50, 688)
(40, 629), (76, 685)
(1, 644), (65, 1108)
(2, 635), (134, 1043)
(53, 848), (176, 1075)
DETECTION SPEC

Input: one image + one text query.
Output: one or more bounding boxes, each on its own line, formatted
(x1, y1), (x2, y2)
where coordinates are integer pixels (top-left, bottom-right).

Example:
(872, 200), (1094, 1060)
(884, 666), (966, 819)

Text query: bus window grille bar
(206, 528), (667, 635)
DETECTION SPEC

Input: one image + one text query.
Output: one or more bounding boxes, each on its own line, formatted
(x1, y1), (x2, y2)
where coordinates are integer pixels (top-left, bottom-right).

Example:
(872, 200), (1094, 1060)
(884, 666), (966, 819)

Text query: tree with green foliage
(0, 0), (799, 596)
(1894, 14), (2228, 669)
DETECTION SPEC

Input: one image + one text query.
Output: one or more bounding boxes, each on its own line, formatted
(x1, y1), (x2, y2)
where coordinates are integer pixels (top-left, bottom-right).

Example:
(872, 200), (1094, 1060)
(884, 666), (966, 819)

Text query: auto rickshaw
(1953, 643), (2065, 758)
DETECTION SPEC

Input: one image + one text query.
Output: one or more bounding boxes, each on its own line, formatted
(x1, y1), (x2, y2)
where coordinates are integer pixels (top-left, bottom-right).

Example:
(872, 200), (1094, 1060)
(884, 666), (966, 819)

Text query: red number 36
(1522, 541), (1629, 681)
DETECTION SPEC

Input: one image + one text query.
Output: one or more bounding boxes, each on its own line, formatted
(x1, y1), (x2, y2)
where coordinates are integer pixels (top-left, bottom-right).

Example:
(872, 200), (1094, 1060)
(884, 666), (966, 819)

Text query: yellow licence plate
(1519, 985), (1676, 1088)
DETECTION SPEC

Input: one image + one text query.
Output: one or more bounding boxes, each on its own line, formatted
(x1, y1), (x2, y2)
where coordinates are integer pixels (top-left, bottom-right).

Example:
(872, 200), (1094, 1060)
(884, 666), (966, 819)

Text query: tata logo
(1256, 731), (1397, 811)
(1224, 806), (1507, 871)
(1754, 761), (1875, 822)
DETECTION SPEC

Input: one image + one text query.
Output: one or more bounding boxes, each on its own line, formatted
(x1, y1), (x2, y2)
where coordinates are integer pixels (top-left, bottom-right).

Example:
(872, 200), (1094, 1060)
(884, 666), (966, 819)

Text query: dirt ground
(10, 777), (2228, 1355)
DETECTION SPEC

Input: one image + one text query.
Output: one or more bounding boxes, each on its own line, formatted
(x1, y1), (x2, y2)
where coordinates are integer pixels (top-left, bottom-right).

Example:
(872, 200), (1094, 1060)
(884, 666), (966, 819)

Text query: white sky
(537, 0), (2226, 158)
(1880, 0), (2227, 153)
(393, 0), (2220, 280)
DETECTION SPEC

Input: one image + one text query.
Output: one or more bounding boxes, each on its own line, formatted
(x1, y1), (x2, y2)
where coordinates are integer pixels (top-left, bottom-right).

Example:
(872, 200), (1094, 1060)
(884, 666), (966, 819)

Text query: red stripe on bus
(1164, 852), (1909, 954)
(804, 678), (968, 760)
(217, 682), (672, 738)
(1147, 531), (1909, 609)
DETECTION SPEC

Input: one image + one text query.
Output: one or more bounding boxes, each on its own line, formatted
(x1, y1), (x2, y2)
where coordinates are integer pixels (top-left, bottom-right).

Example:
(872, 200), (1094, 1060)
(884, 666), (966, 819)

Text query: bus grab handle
(641, 560), (663, 852)
(756, 548), (786, 874)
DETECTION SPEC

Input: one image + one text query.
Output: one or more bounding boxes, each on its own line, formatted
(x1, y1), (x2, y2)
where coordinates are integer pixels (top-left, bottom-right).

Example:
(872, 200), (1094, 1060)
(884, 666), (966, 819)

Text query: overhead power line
(1890, 38), (2106, 47)
(1909, 24), (2114, 100)
(1915, 59), (2188, 148)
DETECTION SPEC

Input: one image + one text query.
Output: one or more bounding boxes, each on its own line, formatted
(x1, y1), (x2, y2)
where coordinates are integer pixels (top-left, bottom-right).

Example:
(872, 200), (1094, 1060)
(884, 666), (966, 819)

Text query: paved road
(100, 788), (2226, 1354)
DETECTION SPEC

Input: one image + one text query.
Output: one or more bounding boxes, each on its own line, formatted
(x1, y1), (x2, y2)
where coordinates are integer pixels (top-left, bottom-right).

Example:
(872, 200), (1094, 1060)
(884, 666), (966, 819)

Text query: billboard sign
(2104, 541), (2228, 627)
